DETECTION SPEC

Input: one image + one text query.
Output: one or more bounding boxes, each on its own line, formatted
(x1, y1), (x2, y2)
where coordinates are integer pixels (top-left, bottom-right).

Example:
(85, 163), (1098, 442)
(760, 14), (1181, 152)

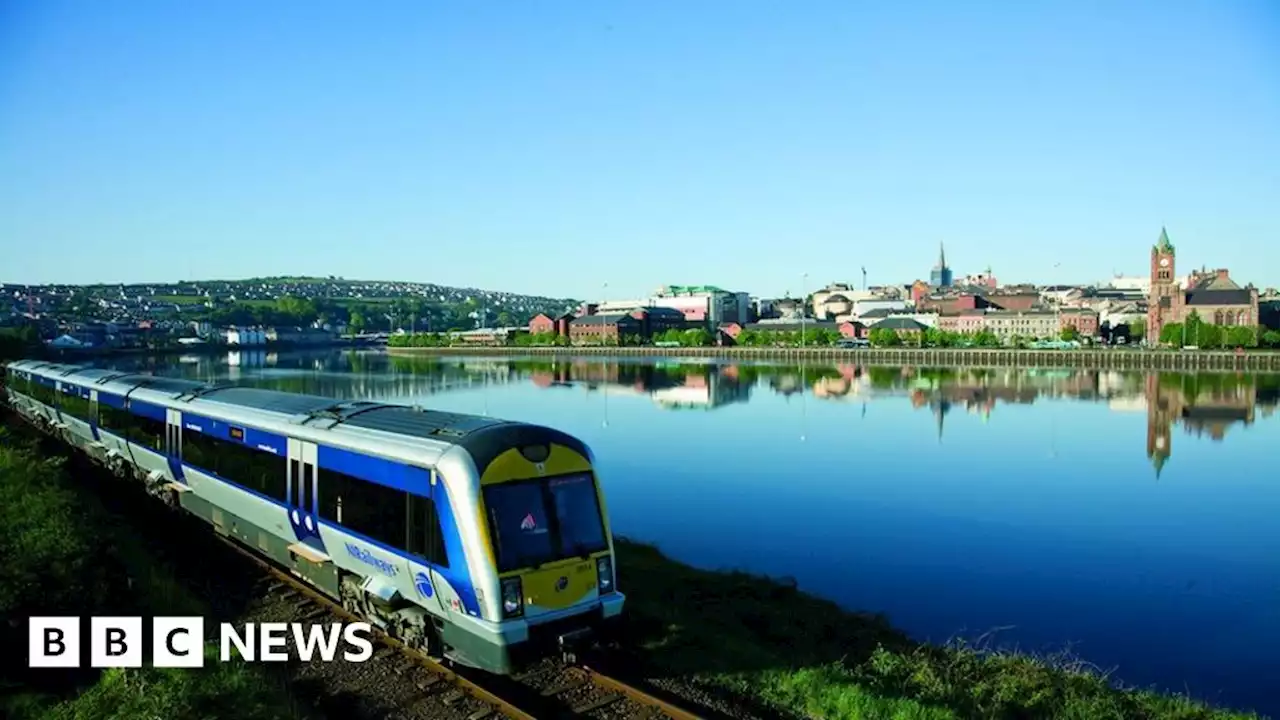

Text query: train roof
(11, 359), (589, 473)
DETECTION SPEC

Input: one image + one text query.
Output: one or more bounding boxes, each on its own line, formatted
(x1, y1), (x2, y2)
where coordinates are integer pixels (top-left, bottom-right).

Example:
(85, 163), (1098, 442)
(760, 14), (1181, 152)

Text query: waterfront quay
(389, 345), (1280, 372)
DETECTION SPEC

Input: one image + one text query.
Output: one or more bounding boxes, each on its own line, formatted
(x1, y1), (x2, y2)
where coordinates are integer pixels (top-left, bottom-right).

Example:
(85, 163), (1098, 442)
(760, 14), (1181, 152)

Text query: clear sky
(1, 1), (1277, 300)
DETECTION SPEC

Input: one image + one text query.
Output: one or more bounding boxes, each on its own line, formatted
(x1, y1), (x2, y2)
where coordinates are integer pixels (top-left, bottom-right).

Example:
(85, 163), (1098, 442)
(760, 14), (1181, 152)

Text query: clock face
(1159, 257), (1169, 267)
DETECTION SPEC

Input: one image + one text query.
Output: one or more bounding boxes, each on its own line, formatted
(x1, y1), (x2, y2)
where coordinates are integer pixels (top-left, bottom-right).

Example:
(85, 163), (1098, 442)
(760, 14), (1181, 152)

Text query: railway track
(221, 535), (704, 720)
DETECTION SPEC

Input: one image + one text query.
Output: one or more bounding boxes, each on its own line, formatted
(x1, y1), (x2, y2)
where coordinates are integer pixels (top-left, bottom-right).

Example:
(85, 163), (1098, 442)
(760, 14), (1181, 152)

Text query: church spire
(1154, 227), (1175, 255)
(937, 242), (947, 269)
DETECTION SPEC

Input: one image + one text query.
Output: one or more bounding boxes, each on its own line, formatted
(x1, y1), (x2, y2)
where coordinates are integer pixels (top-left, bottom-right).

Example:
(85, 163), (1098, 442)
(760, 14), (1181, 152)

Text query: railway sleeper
(571, 693), (624, 715)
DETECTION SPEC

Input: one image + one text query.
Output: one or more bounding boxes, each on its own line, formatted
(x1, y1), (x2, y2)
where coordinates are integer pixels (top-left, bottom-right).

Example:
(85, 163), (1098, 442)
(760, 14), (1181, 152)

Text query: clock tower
(1146, 227), (1181, 346)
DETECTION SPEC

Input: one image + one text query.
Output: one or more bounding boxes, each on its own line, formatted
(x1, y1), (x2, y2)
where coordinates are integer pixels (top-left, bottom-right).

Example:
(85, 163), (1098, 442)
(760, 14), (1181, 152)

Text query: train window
(319, 468), (406, 550)
(181, 427), (287, 502)
(483, 474), (607, 573)
(548, 474), (607, 557)
(483, 480), (556, 573)
(131, 413), (166, 452)
(182, 427), (218, 473)
(29, 380), (56, 406)
(58, 388), (93, 421)
(407, 494), (449, 568)
(98, 403), (164, 451)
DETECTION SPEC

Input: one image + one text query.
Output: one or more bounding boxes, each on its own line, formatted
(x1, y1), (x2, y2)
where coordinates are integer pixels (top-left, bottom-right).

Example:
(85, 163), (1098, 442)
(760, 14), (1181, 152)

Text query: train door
(287, 438), (326, 551)
(165, 409), (185, 483)
(89, 390), (99, 442)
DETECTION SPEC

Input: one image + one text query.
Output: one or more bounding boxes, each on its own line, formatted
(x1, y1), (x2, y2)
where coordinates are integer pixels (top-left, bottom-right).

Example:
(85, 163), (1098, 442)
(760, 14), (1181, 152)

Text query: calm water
(104, 350), (1280, 716)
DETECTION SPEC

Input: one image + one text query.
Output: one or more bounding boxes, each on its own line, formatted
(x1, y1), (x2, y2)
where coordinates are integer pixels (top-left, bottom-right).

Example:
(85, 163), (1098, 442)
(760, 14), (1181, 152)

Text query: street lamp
(602, 282), (609, 347)
(1052, 262), (1062, 342)
(801, 273), (809, 350)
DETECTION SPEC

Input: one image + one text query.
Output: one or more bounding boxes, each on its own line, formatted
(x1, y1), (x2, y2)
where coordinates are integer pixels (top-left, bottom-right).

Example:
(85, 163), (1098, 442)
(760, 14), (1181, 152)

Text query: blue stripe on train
(316, 445), (478, 614)
(180, 411), (287, 455)
(318, 445), (430, 495)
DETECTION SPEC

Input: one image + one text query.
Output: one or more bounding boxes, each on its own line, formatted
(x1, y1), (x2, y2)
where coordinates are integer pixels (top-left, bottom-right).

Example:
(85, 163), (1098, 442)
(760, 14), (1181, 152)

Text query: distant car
(837, 338), (869, 349)
(1183, 345), (1199, 350)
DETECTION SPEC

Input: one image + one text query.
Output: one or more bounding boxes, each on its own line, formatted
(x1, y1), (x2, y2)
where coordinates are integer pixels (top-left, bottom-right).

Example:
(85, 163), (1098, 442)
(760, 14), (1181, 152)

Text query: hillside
(2, 277), (580, 333)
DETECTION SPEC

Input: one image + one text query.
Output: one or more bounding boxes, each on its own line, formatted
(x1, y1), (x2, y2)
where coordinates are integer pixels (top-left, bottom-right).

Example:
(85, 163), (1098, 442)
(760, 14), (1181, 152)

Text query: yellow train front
(437, 426), (625, 672)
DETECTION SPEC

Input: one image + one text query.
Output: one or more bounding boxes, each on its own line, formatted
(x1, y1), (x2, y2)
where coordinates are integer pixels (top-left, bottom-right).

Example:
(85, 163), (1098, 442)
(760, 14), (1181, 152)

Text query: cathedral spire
(938, 242), (947, 269)
(1154, 227), (1175, 255)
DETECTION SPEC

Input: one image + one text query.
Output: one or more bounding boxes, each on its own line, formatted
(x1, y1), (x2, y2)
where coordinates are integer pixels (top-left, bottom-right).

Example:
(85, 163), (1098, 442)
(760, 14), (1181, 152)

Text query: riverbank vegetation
(0, 426), (304, 720)
(614, 540), (1262, 720)
(385, 322), (1280, 350)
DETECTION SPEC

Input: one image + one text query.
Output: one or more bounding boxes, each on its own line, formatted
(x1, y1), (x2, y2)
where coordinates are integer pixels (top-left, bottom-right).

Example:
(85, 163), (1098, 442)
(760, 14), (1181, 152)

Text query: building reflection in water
(1145, 373), (1258, 478)
(118, 352), (1279, 470)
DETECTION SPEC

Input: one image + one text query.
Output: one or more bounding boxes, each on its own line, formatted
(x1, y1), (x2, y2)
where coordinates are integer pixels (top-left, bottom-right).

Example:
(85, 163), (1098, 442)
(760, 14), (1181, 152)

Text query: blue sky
(1, 1), (1277, 300)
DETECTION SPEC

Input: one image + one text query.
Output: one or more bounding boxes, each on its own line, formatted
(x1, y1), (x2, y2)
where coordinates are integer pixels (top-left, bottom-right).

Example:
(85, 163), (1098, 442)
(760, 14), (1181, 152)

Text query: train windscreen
(484, 472), (608, 573)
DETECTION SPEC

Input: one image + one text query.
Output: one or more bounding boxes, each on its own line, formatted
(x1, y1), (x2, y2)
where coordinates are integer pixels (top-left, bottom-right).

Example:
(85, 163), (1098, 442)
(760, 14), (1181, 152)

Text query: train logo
(414, 571), (434, 599)
(535, 462), (546, 475)
(555, 576), (568, 592)
(520, 513), (537, 531)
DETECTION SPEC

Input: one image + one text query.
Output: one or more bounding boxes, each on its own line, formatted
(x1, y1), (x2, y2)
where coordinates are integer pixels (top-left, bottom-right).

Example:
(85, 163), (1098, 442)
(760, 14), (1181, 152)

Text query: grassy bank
(614, 540), (1262, 720)
(0, 426), (307, 720)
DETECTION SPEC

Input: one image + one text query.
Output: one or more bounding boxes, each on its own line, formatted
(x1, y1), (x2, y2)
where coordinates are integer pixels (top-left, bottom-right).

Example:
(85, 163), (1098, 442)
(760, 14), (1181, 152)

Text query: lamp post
(1052, 262), (1062, 342)
(602, 282), (609, 347)
(801, 273), (809, 350)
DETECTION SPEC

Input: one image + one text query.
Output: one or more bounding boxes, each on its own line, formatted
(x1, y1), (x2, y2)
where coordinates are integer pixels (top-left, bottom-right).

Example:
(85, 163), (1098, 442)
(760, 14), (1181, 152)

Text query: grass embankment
(0, 426), (305, 720)
(614, 540), (1262, 720)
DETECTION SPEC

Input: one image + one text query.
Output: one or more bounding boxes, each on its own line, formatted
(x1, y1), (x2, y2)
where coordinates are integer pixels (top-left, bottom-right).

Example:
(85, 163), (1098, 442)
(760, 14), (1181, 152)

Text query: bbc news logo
(28, 617), (374, 668)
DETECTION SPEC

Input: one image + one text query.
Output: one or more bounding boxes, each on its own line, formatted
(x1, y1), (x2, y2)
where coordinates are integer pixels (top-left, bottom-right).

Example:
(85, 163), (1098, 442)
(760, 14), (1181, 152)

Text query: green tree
(496, 311), (516, 327)
(1224, 325), (1258, 348)
(1159, 323), (1184, 346)
(275, 294), (317, 324)
(1262, 330), (1280, 348)
(682, 328), (713, 346)
(972, 329), (1001, 347)
(348, 309), (366, 333)
(1129, 318), (1146, 342)
(1060, 325), (1080, 342)
(868, 328), (902, 347)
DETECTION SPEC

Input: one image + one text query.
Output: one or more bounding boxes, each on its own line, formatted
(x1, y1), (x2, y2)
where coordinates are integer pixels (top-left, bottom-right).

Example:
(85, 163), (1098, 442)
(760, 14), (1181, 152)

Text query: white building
(224, 328), (266, 346)
(597, 285), (750, 325)
(851, 299), (912, 321)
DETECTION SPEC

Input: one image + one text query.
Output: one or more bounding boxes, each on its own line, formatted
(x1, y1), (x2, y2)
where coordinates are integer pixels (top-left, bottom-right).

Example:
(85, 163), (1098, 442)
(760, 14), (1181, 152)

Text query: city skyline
(2, 2), (1277, 298)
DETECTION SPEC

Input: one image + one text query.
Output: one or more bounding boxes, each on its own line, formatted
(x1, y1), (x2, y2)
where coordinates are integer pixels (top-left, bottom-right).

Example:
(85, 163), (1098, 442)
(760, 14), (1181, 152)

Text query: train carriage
(3, 359), (625, 674)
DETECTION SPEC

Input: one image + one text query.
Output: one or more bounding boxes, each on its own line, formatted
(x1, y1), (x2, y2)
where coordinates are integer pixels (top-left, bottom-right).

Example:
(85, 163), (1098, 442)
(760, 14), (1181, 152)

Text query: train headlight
(596, 556), (614, 594)
(501, 577), (523, 618)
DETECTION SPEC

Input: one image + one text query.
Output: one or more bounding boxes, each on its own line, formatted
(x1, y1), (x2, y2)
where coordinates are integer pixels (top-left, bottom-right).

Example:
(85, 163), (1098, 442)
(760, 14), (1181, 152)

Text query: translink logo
(28, 617), (374, 668)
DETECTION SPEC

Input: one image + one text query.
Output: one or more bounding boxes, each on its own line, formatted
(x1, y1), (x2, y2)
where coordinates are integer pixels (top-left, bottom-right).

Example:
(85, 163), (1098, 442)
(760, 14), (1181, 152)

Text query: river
(100, 349), (1280, 717)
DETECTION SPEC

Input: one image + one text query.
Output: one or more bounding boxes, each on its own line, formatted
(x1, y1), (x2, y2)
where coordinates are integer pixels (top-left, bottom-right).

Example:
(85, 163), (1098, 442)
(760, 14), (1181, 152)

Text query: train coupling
(557, 627), (594, 663)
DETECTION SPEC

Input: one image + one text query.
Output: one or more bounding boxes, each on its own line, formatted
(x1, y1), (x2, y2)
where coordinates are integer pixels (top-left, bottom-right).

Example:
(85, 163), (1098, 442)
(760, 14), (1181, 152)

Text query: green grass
(41, 652), (301, 720)
(614, 539), (1262, 720)
(0, 425), (307, 720)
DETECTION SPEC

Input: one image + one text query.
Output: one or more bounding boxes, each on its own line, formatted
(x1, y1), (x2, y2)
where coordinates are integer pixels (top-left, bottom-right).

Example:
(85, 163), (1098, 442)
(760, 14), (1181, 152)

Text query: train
(3, 359), (625, 674)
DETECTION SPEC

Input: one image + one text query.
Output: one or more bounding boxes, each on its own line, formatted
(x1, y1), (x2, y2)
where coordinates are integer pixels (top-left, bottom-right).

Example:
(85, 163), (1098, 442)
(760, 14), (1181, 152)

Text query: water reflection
(95, 350), (1280, 716)
(112, 351), (1279, 474)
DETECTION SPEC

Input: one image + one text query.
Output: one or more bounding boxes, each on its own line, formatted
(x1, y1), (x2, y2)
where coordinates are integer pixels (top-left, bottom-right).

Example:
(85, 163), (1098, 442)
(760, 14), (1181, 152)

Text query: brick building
(528, 312), (574, 337)
(1146, 228), (1259, 346)
(720, 320), (862, 341)
(568, 314), (641, 344)
(1058, 308), (1100, 337)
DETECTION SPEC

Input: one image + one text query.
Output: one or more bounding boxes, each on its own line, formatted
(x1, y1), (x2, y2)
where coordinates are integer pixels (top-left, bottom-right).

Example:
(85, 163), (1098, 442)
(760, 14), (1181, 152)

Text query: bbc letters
(29, 617), (374, 667)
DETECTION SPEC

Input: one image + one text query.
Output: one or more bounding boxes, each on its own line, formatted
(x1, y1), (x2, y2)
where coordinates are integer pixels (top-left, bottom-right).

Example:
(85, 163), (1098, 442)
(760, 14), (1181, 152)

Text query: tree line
(1156, 311), (1280, 349)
